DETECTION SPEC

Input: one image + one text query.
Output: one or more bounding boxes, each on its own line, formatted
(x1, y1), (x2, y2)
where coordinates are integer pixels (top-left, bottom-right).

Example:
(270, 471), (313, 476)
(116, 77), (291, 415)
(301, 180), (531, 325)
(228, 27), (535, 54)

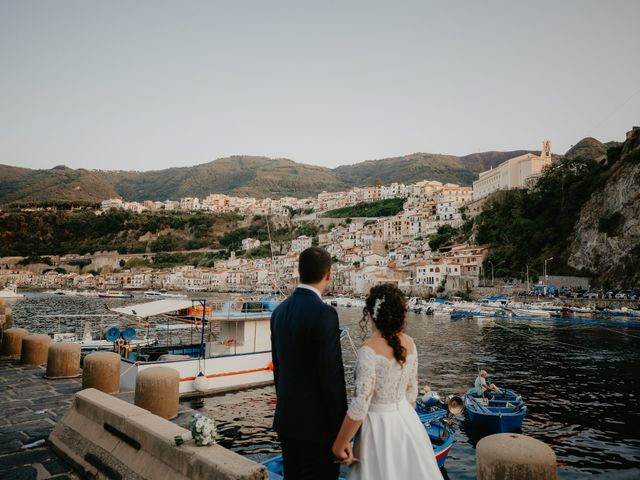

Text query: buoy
(82, 351), (120, 393)
(193, 372), (209, 392)
(134, 366), (179, 419)
(21, 334), (51, 365)
(46, 342), (81, 379)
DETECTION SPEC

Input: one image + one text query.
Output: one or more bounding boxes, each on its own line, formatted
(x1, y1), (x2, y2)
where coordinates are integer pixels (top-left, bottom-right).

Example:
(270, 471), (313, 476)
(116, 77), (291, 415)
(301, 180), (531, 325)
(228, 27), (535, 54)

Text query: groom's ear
(325, 268), (332, 281)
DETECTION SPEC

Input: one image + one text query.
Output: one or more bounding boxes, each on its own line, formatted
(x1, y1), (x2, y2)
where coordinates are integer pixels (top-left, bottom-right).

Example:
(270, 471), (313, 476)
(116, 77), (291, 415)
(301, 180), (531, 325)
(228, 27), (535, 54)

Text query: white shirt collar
(297, 284), (322, 299)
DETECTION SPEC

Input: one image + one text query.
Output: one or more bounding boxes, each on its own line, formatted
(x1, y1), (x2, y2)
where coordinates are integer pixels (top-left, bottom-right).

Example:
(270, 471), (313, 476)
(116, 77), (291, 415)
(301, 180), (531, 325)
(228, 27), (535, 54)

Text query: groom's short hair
(299, 247), (332, 284)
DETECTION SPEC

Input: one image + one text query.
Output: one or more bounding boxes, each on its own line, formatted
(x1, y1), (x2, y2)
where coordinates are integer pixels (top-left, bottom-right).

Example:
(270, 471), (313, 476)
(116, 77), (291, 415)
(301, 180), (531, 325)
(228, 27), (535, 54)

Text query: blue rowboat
(262, 409), (454, 479)
(463, 388), (526, 433)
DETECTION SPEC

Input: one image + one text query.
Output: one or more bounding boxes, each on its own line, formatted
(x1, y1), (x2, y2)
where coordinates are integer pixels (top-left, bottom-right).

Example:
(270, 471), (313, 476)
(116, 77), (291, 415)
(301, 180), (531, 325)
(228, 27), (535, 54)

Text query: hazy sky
(1, 1), (638, 171)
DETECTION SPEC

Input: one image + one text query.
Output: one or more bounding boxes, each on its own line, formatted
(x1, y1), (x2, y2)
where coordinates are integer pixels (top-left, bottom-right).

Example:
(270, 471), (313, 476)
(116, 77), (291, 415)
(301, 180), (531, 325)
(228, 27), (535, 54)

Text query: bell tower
(541, 140), (552, 164)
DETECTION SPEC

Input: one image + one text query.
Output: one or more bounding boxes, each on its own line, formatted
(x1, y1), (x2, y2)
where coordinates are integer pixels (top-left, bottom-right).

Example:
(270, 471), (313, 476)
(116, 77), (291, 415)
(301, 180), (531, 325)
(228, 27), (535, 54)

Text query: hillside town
(1, 143), (553, 296)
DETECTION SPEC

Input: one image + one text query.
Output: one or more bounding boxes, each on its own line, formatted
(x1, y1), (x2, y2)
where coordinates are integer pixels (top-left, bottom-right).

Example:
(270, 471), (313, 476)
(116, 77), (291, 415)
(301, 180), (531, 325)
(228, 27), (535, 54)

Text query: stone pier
(0, 360), (81, 479)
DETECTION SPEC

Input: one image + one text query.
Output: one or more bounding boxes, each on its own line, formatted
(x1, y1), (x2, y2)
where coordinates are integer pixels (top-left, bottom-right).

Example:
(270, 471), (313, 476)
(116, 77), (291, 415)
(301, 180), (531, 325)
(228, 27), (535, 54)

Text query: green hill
(0, 149), (546, 205)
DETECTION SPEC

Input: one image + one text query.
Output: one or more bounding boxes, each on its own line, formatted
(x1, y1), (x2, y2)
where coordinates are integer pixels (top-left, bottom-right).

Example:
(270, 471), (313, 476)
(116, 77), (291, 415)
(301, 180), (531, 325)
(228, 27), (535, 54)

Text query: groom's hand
(342, 443), (359, 465)
(332, 443), (348, 462)
(332, 443), (359, 465)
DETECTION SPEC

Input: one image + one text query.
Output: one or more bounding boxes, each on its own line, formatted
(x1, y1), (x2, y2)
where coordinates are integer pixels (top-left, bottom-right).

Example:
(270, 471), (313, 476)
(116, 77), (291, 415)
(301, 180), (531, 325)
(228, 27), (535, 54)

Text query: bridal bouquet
(174, 413), (217, 446)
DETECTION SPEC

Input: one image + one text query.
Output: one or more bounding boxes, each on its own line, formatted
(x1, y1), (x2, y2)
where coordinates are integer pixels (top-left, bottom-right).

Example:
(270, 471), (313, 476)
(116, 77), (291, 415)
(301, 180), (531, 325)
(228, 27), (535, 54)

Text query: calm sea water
(8, 294), (640, 479)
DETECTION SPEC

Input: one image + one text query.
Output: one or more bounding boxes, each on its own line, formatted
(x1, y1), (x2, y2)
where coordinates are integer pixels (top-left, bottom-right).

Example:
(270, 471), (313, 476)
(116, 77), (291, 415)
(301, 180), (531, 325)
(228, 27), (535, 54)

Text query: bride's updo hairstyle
(360, 283), (408, 365)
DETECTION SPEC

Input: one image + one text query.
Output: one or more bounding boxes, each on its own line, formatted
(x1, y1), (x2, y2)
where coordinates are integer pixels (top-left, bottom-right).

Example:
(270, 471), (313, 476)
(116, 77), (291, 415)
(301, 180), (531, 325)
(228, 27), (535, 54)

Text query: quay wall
(49, 388), (267, 480)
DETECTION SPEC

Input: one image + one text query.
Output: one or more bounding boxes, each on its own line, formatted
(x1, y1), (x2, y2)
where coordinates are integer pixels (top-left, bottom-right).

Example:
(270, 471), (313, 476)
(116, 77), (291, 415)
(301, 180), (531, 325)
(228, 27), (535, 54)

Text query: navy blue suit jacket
(271, 287), (347, 444)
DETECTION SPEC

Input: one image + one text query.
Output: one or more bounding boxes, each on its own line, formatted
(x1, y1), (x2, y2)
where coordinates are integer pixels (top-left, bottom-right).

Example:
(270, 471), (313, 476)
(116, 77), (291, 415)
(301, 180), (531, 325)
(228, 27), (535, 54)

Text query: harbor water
(7, 294), (640, 479)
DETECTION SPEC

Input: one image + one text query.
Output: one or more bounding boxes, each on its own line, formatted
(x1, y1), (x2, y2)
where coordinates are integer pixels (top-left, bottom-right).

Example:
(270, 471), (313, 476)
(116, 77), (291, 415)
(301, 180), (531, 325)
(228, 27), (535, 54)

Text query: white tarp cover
(111, 299), (195, 318)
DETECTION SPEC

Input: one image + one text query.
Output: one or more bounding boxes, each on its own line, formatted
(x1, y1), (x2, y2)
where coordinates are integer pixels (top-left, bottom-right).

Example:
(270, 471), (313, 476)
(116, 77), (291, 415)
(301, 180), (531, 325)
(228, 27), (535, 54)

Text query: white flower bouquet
(174, 413), (216, 446)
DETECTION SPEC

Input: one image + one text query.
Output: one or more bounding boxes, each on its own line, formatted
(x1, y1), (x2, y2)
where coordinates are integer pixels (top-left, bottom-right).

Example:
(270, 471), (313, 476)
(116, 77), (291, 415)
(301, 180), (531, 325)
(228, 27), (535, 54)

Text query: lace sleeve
(346, 347), (376, 421)
(405, 343), (418, 404)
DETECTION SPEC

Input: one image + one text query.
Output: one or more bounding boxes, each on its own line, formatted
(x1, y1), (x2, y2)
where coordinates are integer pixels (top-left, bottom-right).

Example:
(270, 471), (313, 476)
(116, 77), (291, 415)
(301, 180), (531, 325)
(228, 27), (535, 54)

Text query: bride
(332, 284), (443, 479)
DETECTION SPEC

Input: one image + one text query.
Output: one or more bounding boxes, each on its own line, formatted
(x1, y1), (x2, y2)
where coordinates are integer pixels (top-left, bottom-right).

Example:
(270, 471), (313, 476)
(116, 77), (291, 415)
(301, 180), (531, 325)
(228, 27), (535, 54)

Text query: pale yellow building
(472, 141), (552, 201)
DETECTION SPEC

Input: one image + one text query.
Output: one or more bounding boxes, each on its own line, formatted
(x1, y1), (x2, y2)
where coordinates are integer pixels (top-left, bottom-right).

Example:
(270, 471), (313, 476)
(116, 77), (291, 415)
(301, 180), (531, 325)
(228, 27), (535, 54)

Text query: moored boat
(463, 387), (526, 433)
(99, 290), (134, 299)
(601, 306), (640, 317)
(261, 409), (455, 478)
(0, 284), (24, 299)
(111, 296), (281, 396)
(144, 290), (187, 299)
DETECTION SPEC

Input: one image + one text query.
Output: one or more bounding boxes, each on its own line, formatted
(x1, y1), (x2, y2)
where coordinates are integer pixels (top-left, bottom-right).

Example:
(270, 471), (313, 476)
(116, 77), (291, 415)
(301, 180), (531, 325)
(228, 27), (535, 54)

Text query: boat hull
(464, 388), (526, 433)
(465, 406), (525, 433)
(120, 350), (274, 396)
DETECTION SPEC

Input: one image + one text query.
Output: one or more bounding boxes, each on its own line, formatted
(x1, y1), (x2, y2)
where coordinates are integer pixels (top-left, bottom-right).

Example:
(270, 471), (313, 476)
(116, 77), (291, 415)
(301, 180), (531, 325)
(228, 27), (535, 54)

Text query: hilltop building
(472, 140), (552, 201)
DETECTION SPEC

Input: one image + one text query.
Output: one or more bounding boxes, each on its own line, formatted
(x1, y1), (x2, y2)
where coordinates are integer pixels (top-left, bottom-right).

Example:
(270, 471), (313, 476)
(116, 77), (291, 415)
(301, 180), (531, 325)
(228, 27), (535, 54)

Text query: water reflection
(9, 295), (640, 478)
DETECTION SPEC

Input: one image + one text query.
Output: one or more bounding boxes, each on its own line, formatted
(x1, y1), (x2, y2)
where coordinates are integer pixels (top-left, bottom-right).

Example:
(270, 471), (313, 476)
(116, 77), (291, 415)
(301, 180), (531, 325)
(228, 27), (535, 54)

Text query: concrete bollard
(21, 334), (52, 365)
(46, 342), (81, 379)
(1, 327), (29, 359)
(135, 366), (180, 419)
(5, 307), (12, 328)
(82, 351), (120, 394)
(477, 433), (557, 480)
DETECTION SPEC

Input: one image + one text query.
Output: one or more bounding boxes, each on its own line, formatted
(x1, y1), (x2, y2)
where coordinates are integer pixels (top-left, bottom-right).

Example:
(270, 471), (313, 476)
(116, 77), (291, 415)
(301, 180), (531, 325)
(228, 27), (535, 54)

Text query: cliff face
(568, 127), (640, 286)
(563, 137), (607, 162)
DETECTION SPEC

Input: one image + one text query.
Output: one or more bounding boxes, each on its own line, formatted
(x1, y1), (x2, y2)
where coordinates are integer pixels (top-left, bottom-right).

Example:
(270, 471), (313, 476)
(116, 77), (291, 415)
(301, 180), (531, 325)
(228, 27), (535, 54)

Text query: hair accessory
(372, 296), (386, 320)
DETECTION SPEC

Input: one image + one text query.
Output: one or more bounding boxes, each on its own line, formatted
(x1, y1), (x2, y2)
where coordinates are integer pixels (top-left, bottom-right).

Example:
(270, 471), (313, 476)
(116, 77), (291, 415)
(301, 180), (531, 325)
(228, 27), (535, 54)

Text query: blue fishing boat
(463, 387), (526, 433)
(262, 409), (455, 478)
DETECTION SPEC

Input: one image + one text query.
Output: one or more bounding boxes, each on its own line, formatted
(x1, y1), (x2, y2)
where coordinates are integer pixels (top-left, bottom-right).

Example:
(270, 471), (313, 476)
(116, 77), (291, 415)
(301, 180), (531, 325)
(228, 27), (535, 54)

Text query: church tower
(541, 140), (552, 164)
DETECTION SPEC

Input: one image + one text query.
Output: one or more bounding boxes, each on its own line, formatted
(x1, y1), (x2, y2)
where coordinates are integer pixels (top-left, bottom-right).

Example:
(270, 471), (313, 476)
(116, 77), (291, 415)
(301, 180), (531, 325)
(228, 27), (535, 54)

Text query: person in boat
(331, 283), (443, 479)
(270, 247), (347, 480)
(475, 370), (502, 398)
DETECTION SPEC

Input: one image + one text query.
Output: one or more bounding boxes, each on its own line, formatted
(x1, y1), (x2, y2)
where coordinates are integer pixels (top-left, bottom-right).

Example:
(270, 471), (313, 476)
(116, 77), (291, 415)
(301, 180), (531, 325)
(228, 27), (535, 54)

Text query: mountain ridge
(0, 147), (556, 205)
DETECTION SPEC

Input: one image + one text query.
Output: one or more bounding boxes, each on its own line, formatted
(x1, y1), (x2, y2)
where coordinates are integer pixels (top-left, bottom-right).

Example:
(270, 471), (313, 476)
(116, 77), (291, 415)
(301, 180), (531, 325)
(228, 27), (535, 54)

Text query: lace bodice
(346, 341), (418, 421)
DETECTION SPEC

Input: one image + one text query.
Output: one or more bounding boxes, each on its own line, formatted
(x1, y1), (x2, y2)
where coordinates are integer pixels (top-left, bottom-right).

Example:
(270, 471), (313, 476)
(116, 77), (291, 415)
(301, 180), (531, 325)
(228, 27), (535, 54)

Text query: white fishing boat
(111, 296), (281, 397)
(507, 306), (552, 317)
(98, 290), (133, 299)
(0, 284), (24, 299)
(143, 290), (187, 299)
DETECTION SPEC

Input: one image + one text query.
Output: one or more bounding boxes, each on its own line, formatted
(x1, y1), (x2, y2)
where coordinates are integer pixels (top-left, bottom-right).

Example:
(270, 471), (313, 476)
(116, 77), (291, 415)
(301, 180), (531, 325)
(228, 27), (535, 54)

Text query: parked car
(615, 291), (629, 299)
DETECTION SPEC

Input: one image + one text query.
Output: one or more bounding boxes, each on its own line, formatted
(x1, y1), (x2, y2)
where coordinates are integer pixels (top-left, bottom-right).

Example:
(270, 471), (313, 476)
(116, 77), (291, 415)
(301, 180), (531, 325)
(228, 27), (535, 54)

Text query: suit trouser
(279, 437), (340, 480)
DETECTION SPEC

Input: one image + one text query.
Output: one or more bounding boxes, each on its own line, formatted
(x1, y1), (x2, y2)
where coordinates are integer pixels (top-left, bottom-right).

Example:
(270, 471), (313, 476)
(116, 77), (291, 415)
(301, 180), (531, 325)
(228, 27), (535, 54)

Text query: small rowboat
(262, 409), (454, 479)
(463, 387), (527, 433)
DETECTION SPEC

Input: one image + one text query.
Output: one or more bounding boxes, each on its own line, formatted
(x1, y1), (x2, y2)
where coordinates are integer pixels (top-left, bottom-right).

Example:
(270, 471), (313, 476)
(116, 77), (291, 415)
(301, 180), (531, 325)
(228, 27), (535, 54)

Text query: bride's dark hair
(359, 283), (407, 365)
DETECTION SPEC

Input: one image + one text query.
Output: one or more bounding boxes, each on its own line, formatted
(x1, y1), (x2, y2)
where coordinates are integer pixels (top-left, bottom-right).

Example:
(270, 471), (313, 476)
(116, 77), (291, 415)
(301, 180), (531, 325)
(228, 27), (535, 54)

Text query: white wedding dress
(346, 340), (443, 480)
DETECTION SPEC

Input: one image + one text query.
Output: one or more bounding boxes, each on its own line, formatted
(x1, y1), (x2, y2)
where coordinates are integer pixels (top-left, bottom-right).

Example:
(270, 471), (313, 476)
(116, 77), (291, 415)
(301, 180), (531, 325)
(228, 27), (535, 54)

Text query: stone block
(82, 351), (120, 393)
(46, 342), (81, 379)
(477, 433), (557, 480)
(21, 334), (51, 365)
(49, 388), (268, 480)
(1, 327), (29, 359)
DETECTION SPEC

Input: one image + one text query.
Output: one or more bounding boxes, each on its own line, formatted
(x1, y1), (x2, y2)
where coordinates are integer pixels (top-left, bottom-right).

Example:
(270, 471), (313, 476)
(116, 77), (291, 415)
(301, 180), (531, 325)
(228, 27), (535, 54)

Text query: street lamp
(488, 261), (494, 286)
(544, 257), (554, 292)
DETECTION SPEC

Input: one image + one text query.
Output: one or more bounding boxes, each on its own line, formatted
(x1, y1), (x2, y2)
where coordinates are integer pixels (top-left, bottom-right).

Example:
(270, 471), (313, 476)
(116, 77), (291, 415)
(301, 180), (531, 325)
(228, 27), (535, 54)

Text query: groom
(271, 246), (347, 479)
